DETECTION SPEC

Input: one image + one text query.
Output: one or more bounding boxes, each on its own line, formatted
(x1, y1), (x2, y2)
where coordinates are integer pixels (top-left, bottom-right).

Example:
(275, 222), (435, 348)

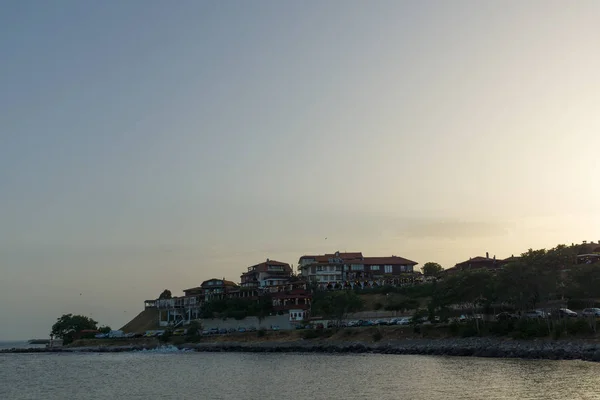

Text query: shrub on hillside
(171, 337), (186, 346)
(372, 330), (383, 342)
(511, 319), (549, 339)
(303, 330), (320, 339)
(158, 330), (173, 343)
(566, 318), (593, 335)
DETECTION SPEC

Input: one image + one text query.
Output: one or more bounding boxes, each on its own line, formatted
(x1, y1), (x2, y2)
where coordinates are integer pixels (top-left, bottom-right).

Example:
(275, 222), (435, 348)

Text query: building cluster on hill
(144, 250), (420, 327)
(143, 241), (600, 328)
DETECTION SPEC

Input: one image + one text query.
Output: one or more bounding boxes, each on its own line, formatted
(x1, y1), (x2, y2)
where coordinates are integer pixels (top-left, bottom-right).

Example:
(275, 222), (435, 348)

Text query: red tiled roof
(455, 256), (503, 267)
(199, 279), (238, 288)
(246, 260), (292, 274)
(362, 256), (418, 266)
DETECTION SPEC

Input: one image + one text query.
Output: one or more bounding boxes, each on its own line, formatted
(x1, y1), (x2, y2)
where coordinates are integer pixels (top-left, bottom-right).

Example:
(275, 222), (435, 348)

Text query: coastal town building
(441, 252), (526, 276)
(575, 241), (600, 264)
(240, 259), (293, 288)
(298, 251), (419, 289)
(441, 252), (504, 275)
(184, 279), (239, 303)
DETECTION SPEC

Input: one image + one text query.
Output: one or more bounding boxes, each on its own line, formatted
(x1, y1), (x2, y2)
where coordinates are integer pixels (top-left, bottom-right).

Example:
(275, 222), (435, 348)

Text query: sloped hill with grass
(120, 308), (160, 333)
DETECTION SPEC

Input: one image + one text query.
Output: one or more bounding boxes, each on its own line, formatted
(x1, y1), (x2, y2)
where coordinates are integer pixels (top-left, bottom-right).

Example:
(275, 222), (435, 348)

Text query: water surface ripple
(1, 352), (600, 399)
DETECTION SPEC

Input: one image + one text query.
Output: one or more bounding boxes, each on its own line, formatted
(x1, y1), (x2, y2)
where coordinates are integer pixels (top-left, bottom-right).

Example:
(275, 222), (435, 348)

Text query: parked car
(524, 310), (548, 319)
(218, 328), (228, 334)
(209, 328), (219, 335)
(582, 308), (600, 317)
(247, 326), (257, 332)
(495, 312), (519, 321)
(556, 308), (578, 318)
(271, 325), (280, 331)
(238, 327), (246, 333)
(375, 319), (389, 326)
(396, 317), (411, 325)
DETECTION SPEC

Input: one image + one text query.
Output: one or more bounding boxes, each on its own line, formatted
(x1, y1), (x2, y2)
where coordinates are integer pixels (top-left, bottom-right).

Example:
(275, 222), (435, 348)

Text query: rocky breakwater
(183, 338), (600, 362)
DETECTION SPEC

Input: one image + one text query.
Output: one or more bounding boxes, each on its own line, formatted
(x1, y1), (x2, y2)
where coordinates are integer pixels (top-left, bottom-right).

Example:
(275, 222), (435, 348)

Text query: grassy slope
(120, 308), (160, 333)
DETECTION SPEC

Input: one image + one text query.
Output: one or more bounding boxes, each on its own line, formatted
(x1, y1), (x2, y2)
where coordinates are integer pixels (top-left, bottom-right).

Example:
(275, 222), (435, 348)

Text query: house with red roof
(298, 251), (418, 286)
(241, 259), (293, 288)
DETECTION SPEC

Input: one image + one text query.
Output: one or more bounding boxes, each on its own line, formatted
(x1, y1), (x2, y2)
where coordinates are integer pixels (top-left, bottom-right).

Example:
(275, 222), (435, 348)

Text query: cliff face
(120, 309), (160, 333)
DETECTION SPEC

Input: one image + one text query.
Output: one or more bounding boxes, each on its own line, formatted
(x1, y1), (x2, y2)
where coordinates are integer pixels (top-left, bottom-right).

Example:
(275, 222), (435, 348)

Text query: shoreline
(4, 337), (600, 362)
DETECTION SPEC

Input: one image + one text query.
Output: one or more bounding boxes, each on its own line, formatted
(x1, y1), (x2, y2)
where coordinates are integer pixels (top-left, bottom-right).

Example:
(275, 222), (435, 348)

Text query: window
(316, 266), (323, 272)
(384, 265), (393, 273)
(370, 265), (380, 271)
(351, 264), (364, 271)
(335, 266), (342, 271)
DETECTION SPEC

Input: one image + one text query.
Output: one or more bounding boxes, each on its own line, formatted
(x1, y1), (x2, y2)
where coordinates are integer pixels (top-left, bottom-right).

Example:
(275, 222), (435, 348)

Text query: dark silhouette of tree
(51, 314), (98, 345)
(422, 262), (443, 277)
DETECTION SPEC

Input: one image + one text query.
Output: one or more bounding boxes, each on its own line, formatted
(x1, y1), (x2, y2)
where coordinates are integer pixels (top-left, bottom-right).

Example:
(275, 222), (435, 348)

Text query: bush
(257, 328), (266, 338)
(171, 336), (186, 346)
(158, 330), (173, 343)
(185, 334), (202, 343)
(460, 324), (479, 338)
(566, 319), (593, 335)
(488, 321), (515, 336)
(448, 321), (461, 336)
(419, 325), (433, 337)
(303, 330), (320, 339)
(511, 319), (549, 339)
(372, 330), (383, 342)
(374, 302), (383, 310)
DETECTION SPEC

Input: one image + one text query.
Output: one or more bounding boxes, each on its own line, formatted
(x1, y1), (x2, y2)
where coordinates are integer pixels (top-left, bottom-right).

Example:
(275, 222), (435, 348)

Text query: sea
(1, 346), (600, 400)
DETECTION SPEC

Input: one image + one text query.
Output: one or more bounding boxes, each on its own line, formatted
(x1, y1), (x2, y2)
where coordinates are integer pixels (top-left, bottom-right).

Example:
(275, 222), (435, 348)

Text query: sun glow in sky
(1, 1), (599, 339)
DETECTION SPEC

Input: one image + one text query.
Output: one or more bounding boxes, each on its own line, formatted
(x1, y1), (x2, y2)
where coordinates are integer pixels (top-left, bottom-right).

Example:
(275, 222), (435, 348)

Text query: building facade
(298, 251), (419, 288)
(240, 259), (293, 288)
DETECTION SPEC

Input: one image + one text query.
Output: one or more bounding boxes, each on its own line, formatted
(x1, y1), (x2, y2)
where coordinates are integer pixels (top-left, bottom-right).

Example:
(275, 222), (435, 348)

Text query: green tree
(51, 314), (98, 345)
(186, 320), (202, 337)
(569, 264), (600, 332)
(311, 291), (363, 327)
(422, 262), (443, 277)
(98, 326), (111, 334)
(158, 289), (172, 300)
(436, 270), (496, 333)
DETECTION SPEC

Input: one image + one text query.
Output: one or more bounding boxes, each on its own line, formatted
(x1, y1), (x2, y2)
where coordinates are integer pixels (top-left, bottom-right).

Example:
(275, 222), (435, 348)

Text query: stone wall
(200, 314), (293, 331)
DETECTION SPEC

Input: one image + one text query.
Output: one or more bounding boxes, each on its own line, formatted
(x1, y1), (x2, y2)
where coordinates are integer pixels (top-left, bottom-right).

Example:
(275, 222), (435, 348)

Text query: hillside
(120, 308), (160, 333)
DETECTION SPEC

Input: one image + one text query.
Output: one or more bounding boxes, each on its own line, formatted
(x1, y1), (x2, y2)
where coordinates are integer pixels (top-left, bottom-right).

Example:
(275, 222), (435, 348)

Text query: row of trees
(426, 245), (600, 333)
(311, 244), (600, 336)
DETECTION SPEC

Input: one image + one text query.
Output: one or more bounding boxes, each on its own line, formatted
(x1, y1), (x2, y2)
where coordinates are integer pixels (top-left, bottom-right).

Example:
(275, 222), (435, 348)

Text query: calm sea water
(0, 341), (45, 350)
(2, 348), (600, 400)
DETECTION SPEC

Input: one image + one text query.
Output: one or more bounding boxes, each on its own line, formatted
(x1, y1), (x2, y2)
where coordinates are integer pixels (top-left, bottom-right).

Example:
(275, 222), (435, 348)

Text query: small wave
(136, 345), (192, 353)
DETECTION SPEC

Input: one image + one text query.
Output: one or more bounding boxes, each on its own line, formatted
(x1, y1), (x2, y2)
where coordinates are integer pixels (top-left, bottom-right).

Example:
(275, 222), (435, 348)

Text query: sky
(1, 1), (599, 340)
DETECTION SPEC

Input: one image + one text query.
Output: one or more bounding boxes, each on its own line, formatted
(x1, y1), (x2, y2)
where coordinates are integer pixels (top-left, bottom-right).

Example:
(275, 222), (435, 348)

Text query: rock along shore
(4, 337), (600, 362)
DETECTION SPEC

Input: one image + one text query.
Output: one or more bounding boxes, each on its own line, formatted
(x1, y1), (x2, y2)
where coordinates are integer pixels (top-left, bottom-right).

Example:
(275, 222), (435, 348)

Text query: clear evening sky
(1, 1), (599, 340)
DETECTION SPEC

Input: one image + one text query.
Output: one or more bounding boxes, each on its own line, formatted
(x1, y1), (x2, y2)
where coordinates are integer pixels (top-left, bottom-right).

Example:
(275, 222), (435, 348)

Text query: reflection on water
(1, 352), (600, 400)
